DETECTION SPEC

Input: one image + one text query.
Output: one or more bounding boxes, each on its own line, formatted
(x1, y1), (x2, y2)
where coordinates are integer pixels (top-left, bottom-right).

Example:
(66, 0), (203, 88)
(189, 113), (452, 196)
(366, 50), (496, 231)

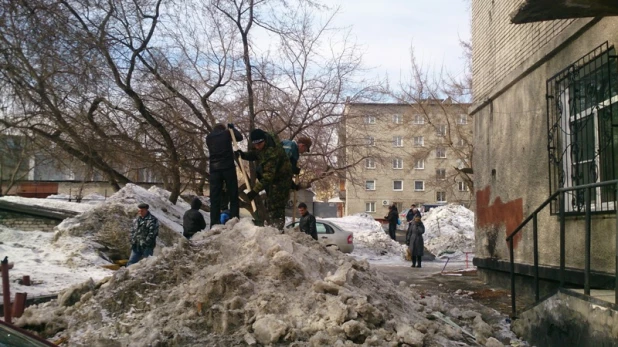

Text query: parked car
(285, 219), (354, 253)
(0, 319), (57, 346)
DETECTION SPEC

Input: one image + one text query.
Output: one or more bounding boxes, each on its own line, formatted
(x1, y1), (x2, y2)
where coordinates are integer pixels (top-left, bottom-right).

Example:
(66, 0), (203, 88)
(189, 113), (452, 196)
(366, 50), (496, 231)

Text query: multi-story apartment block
(342, 101), (472, 218)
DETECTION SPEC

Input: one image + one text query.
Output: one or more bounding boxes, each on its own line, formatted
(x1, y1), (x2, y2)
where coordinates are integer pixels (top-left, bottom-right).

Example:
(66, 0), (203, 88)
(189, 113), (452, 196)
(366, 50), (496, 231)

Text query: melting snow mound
(422, 204), (475, 258)
(53, 184), (201, 263)
(16, 218), (509, 346)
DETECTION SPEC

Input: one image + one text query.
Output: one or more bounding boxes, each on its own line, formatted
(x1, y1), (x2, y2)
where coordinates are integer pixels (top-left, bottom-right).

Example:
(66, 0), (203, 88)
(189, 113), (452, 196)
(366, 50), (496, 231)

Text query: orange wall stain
(476, 185), (524, 249)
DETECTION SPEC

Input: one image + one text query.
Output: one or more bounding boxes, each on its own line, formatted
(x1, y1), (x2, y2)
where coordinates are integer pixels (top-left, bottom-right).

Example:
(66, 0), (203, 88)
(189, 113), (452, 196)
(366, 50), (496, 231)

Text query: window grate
(546, 42), (618, 215)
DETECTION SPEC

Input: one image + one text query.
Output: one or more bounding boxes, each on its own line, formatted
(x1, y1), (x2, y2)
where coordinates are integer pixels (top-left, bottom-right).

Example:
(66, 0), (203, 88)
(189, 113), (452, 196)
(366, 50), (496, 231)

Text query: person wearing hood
(406, 215), (425, 268)
(235, 128), (293, 229)
(183, 197), (207, 239)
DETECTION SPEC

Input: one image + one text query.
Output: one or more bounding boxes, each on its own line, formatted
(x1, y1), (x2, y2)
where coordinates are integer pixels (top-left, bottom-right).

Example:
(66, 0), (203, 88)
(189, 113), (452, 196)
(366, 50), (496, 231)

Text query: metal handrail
(505, 179), (618, 317)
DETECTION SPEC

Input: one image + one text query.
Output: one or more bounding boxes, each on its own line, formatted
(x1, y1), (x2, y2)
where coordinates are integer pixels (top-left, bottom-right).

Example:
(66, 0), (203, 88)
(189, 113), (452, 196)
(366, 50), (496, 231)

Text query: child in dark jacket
(183, 197), (207, 239)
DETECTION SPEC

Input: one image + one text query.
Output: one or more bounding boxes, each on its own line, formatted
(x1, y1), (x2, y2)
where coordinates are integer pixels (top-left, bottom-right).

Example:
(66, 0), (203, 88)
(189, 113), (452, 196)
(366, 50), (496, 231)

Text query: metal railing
(505, 180), (618, 317)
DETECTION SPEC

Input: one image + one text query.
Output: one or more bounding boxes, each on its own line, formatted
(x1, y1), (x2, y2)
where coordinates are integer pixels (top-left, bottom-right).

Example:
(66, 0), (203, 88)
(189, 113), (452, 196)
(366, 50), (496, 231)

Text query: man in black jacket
(183, 197), (207, 239)
(298, 202), (317, 240)
(384, 204), (399, 241)
(206, 123), (243, 228)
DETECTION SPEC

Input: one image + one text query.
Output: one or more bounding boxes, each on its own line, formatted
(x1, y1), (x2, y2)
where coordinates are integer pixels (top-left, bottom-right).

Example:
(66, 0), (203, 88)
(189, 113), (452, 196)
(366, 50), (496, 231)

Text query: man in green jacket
(236, 129), (293, 229)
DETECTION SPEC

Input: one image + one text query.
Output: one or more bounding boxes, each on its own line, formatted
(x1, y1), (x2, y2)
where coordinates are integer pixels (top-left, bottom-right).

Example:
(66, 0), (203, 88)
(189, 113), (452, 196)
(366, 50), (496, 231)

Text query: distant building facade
(342, 102), (473, 218)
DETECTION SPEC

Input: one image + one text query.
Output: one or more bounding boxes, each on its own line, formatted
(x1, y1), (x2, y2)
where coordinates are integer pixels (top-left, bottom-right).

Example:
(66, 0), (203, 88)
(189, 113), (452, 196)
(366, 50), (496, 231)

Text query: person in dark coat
(183, 197), (207, 239)
(384, 205), (399, 241)
(406, 215), (425, 268)
(236, 129), (293, 229)
(297, 202), (317, 240)
(206, 123), (243, 229)
(128, 203), (159, 266)
(406, 204), (422, 224)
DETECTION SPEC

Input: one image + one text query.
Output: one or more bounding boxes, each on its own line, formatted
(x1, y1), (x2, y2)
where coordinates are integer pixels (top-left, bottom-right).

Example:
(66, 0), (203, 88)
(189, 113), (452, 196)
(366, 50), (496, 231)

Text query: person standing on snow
(182, 197), (207, 239)
(235, 129), (293, 229)
(297, 202), (317, 240)
(384, 204), (399, 241)
(406, 215), (425, 268)
(128, 203), (160, 266)
(206, 123), (243, 229)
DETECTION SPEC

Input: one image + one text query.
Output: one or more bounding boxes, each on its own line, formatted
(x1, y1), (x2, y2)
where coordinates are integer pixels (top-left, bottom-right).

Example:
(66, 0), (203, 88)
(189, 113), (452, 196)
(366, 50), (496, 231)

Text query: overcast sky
(332, 0), (471, 84)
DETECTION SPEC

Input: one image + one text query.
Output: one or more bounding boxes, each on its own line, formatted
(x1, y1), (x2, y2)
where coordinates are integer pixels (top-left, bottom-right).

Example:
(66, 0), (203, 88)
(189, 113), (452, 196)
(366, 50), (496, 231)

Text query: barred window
(547, 42), (618, 214)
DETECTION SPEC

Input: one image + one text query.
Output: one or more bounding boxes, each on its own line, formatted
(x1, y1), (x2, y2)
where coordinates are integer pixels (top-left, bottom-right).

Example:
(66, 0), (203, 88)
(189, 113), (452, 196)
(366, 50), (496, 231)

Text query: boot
(411, 258), (416, 268)
(417, 256), (422, 268)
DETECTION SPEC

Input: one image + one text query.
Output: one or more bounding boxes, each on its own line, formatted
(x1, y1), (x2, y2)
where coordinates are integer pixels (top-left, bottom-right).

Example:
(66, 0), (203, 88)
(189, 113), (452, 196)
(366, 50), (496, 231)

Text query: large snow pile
(325, 214), (406, 264)
(54, 184), (206, 262)
(0, 225), (113, 297)
(16, 218), (520, 346)
(421, 205), (475, 258)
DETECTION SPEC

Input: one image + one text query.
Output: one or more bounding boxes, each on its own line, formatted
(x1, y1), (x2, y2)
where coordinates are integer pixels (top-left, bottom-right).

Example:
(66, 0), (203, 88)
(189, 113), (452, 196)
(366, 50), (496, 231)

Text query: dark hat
(250, 129), (267, 144)
(137, 203), (149, 209)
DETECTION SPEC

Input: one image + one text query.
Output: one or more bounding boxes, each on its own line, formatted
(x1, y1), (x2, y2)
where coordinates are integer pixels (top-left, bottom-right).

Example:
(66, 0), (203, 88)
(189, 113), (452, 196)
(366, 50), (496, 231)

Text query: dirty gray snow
(17, 217), (521, 346)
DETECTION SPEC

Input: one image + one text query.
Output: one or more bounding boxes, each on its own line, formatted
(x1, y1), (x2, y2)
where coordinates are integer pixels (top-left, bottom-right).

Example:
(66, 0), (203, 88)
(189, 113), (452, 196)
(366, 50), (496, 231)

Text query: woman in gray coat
(406, 215), (425, 268)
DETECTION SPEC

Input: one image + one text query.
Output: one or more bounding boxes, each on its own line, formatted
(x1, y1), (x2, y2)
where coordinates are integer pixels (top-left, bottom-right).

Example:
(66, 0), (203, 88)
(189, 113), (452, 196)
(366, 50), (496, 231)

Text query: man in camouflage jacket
(128, 203), (160, 266)
(237, 129), (293, 229)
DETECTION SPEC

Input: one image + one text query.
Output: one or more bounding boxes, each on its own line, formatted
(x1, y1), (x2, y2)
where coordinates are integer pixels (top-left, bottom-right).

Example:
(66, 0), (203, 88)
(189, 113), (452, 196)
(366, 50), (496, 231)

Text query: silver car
(285, 219), (354, 253)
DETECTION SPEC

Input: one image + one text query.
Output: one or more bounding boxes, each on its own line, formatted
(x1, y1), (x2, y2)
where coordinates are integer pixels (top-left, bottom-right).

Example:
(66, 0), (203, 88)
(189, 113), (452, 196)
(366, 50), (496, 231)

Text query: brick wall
(471, 0), (576, 101)
(0, 211), (60, 232)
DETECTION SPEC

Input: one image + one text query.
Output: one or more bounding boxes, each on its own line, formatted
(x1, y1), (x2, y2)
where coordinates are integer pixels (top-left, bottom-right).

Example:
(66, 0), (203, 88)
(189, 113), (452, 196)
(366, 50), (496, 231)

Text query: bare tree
(0, 0), (376, 208)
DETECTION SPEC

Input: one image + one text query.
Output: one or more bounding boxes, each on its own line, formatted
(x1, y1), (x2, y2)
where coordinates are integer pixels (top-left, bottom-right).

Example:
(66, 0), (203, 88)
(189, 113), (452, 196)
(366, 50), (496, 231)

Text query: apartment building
(342, 101), (472, 218)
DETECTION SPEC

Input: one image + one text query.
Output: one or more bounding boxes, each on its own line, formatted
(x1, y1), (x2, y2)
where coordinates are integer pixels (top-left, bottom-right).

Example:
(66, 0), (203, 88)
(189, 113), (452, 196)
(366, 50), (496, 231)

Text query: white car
(285, 219), (354, 253)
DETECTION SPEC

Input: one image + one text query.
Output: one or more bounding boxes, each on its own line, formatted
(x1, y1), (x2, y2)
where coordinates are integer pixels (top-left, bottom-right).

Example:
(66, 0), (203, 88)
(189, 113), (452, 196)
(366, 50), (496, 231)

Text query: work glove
(227, 123), (235, 129)
(235, 150), (245, 159)
(246, 190), (258, 201)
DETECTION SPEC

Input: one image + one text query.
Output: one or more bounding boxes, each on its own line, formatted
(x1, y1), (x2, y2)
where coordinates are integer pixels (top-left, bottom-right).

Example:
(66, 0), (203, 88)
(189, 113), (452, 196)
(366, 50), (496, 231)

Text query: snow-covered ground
(0, 184), (206, 297)
(0, 225), (113, 297)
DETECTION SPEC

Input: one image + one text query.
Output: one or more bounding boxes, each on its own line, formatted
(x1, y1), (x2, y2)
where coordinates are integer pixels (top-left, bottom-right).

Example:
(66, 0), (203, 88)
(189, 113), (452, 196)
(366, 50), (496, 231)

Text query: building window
(414, 180), (424, 191)
(365, 157), (376, 169)
(365, 180), (376, 190)
(413, 114), (425, 124)
(392, 136), (403, 147)
(392, 158), (403, 169)
(546, 43), (618, 213)
(393, 114), (402, 124)
(414, 159), (424, 169)
(436, 124), (447, 137)
(437, 191), (446, 202)
(436, 168), (446, 180)
(364, 115), (376, 124)
(456, 138), (466, 147)
(365, 202), (376, 212)
(366, 136), (375, 146)
(413, 136), (424, 147)
(457, 114), (468, 125)
(458, 181), (469, 191)
(436, 146), (446, 158)
(393, 180), (403, 191)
